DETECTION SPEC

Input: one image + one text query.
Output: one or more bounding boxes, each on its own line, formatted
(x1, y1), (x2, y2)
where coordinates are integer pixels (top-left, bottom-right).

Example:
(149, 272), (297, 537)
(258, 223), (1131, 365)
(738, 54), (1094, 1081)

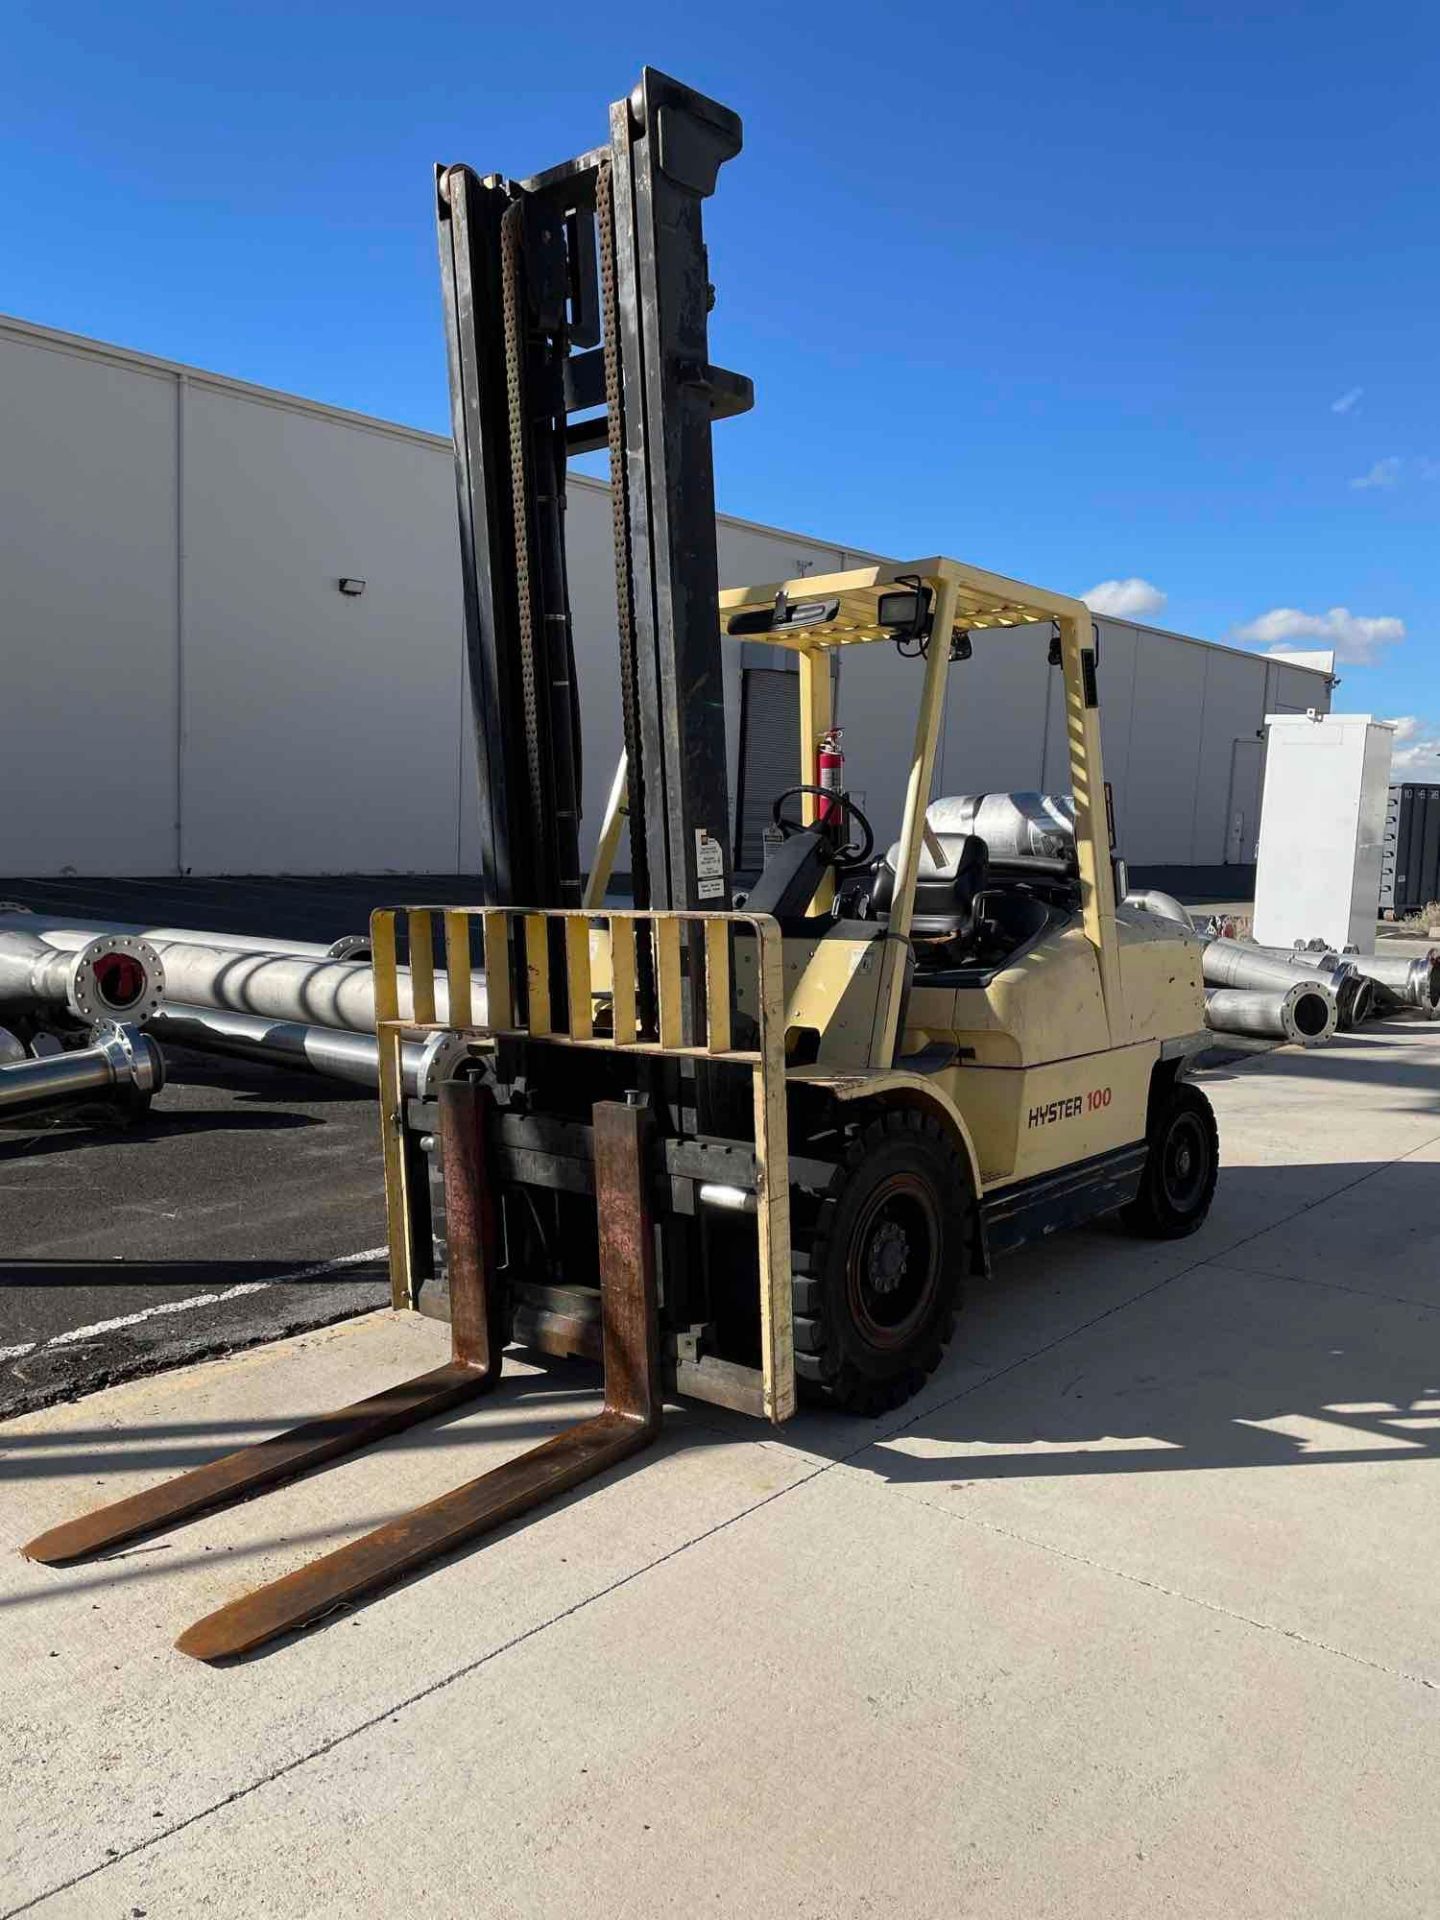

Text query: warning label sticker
(695, 829), (725, 881)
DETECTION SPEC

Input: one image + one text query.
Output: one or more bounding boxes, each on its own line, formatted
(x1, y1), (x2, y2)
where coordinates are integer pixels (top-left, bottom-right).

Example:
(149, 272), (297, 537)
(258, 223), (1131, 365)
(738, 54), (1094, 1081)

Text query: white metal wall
(0, 314), (1332, 878)
(1, 330), (180, 873)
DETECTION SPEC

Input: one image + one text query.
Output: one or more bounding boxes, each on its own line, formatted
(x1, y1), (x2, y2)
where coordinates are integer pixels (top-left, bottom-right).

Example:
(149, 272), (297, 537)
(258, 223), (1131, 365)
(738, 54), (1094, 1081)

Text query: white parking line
(0, 1246), (389, 1365)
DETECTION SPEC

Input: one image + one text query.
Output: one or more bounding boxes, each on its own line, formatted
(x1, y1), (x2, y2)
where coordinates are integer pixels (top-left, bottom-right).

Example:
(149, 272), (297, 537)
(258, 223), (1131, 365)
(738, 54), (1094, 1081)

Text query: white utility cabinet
(1253, 713), (1395, 951)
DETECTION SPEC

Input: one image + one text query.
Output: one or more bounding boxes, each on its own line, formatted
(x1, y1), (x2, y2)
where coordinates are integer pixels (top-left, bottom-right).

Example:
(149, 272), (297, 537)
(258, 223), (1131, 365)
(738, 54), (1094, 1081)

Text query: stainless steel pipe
(1345, 951), (1440, 1009)
(1204, 985), (1337, 1047)
(0, 1024), (165, 1122)
(141, 941), (487, 1035)
(1252, 943), (1436, 1014)
(1202, 938), (1370, 1028)
(0, 910), (366, 963)
(0, 915), (485, 1034)
(0, 931), (164, 1029)
(1202, 937), (1340, 999)
(149, 1006), (466, 1097)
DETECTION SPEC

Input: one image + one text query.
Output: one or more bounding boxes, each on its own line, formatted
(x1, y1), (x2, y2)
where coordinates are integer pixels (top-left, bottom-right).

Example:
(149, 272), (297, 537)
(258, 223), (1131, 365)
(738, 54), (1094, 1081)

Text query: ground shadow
(160, 1051), (374, 1107)
(0, 1107), (321, 1160)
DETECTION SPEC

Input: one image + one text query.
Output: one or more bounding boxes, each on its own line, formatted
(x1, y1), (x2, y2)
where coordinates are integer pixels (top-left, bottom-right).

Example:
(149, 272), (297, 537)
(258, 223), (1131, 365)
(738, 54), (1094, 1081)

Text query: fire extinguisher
(817, 727), (844, 826)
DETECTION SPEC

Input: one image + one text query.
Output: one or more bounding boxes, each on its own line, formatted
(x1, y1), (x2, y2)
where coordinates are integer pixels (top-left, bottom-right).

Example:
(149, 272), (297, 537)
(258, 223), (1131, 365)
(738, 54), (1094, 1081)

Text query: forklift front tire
(793, 1109), (968, 1416)
(1120, 1080), (1218, 1240)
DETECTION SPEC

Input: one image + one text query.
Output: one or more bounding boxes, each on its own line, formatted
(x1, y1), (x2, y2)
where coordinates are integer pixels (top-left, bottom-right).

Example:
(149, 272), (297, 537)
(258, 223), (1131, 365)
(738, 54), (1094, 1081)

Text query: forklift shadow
(825, 1153), (1440, 1491)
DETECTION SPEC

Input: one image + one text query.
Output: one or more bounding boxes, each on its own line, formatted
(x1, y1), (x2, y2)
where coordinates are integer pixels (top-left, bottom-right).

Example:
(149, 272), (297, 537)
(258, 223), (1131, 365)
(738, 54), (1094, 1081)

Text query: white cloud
(1082, 577), (1167, 619)
(1233, 606), (1406, 665)
(1386, 717), (1440, 777)
(1351, 456), (1403, 490)
(1331, 386), (1363, 414)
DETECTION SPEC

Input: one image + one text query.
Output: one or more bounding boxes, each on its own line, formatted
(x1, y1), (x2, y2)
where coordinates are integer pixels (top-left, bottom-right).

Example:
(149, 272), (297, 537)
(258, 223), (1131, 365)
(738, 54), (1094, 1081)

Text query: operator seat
(868, 832), (989, 935)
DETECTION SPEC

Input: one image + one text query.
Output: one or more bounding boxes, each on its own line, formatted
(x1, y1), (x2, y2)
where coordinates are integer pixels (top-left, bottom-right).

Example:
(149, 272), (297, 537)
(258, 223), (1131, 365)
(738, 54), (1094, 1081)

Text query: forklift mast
(435, 68), (753, 920)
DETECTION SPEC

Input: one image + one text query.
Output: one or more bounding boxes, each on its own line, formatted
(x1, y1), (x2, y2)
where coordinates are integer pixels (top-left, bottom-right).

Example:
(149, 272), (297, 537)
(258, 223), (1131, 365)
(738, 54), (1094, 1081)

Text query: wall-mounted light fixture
(338, 577), (366, 596)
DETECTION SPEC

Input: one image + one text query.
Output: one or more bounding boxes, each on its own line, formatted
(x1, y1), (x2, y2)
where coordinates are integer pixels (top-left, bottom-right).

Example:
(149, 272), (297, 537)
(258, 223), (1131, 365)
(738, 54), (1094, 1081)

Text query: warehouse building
(1, 313), (1333, 886)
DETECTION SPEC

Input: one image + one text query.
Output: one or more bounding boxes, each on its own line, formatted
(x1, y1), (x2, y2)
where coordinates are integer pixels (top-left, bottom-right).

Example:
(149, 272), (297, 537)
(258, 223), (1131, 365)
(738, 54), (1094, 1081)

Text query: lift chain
(500, 197), (550, 881)
(596, 158), (649, 916)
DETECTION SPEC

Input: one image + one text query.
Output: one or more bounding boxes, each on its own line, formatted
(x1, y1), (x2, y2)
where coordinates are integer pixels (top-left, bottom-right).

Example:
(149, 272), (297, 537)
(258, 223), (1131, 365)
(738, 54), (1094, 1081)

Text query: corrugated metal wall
(1, 315), (1331, 878)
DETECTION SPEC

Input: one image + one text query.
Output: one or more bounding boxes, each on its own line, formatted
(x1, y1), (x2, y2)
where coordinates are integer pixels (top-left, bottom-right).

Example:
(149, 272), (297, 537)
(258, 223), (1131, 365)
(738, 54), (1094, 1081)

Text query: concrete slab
(1217, 1134), (1440, 1306)
(0, 1313), (818, 1914)
(23, 1467), (1439, 1920)
(856, 1261), (1440, 1684)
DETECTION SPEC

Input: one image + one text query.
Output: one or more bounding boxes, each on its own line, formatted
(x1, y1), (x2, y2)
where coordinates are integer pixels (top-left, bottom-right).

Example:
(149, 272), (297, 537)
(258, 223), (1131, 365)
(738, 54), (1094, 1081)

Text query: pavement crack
(1205, 1260), (1440, 1316)
(0, 1457), (833, 1919)
(875, 1483), (1439, 1695)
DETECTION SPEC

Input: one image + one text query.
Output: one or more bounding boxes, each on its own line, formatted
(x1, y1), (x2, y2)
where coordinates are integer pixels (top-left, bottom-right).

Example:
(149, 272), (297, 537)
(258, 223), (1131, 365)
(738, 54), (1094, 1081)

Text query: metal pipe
(1201, 939), (1371, 1028)
(140, 940), (486, 1035)
(0, 910), (366, 963)
(0, 1024), (165, 1121)
(149, 1006), (467, 1097)
(0, 931), (164, 1029)
(1344, 951), (1440, 1009)
(1278, 954), (1374, 1027)
(1202, 938), (1340, 999)
(1252, 943), (1435, 1015)
(0, 916), (491, 1032)
(1204, 985), (1337, 1047)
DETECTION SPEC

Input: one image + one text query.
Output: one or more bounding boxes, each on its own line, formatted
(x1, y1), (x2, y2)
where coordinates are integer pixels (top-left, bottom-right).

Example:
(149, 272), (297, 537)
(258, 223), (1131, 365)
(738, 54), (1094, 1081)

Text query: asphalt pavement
(0, 1046), (390, 1417)
(0, 875), (482, 1417)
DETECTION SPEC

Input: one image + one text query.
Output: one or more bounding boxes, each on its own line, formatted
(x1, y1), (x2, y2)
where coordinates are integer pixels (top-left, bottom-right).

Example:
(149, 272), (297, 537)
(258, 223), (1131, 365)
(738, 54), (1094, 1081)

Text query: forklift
(25, 69), (1217, 1659)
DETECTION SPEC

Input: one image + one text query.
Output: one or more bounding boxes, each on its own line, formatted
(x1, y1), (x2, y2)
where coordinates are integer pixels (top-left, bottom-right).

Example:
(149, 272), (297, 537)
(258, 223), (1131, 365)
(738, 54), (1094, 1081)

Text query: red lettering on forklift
(1028, 1086), (1111, 1128)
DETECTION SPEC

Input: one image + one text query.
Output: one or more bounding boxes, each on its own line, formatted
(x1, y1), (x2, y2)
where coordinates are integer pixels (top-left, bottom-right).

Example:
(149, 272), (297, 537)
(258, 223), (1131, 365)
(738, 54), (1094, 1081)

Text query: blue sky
(4, 1), (1436, 769)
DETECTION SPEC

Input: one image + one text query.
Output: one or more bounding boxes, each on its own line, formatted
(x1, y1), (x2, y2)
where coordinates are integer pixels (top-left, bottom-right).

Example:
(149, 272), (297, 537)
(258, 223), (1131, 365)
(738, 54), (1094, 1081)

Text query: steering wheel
(771, 785), (875, 867)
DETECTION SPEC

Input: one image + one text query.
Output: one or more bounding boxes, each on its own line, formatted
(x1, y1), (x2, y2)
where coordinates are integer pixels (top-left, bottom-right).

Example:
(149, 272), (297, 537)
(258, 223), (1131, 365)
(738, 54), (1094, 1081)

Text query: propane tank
(817, 728), (845, 825)
(927, 792), (1076, 859)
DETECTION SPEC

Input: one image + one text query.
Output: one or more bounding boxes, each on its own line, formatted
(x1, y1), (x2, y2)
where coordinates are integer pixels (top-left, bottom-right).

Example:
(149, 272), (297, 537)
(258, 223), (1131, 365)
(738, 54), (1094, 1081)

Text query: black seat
(868, 832), (989, 934)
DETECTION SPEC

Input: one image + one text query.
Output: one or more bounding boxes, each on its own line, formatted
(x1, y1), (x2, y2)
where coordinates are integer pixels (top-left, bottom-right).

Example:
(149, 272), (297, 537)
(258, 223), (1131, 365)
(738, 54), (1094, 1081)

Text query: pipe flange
(67, 935), (164, 1029)
(327, 934), (374, 963)
(0, 1025), (26, 1067)
(1405, 958), (1438, 1008)
(414, 1030), (482, 1099)
(90, 1020), (167, 1100)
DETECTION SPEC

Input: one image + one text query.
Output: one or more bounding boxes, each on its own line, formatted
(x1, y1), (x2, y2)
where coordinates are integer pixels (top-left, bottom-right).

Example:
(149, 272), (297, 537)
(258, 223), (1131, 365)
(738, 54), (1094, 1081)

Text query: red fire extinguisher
(817, 727), (844, 826)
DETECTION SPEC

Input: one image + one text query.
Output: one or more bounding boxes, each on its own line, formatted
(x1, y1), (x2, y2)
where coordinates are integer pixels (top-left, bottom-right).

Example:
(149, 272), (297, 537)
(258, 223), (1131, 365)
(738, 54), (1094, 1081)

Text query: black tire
(793, 1109), (970, 1415)
(1120, 1080), (1218, 1239)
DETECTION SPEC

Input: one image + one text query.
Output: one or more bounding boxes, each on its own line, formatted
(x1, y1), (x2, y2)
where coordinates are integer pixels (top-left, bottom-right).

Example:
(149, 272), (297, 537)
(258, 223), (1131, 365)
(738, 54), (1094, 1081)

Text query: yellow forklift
(25, 73), (1215, 1659)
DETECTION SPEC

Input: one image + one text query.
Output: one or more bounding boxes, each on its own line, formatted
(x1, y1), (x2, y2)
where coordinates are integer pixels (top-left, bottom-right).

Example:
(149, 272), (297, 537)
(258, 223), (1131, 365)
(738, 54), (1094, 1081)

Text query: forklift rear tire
(793, 1110), (968, 1416)
(1120, 1080), (1218, 1239)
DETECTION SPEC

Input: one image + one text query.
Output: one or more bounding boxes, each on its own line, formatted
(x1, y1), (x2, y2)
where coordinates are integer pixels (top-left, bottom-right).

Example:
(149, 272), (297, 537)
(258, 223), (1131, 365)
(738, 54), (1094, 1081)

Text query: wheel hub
(844, 1174), (943, 1351)
(866, 1220), (910, 1294)
(1162, 1112), (1208, 1210)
